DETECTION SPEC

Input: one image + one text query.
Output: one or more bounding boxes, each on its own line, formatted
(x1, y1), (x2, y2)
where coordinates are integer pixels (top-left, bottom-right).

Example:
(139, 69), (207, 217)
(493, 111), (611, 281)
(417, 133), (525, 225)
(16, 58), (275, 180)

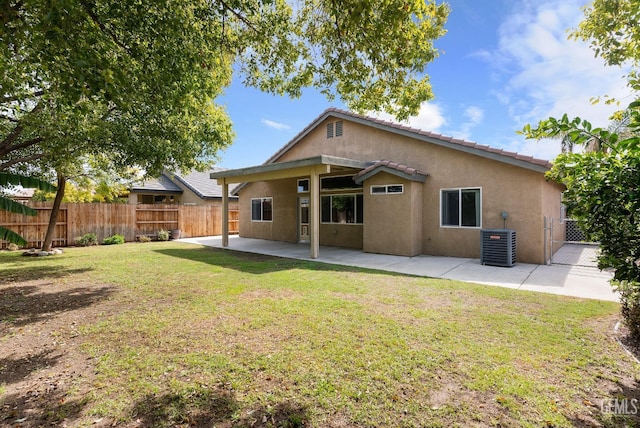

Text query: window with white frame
(321, 194), (363, 224)
(297, 179), (309, 193)
(441, 188), (481, 227)
(251, 198), (273, 222)
(371, 184), (404, 194)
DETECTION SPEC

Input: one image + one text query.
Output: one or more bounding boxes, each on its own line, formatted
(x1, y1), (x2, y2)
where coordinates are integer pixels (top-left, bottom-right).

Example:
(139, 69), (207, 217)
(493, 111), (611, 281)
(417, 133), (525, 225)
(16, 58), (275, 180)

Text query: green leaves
(523, 0), (640, 340)
(0, 227), (29, 247)
(0, 172), (56, 245)
(572, 0), (640, 68)
(0, 172), (56, 192)
(235, 0), (449, 119)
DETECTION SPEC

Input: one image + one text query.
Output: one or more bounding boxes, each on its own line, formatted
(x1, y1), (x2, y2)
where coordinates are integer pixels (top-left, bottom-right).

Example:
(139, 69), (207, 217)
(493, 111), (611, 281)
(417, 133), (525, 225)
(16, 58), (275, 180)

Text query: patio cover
(210, 155), (371, 259)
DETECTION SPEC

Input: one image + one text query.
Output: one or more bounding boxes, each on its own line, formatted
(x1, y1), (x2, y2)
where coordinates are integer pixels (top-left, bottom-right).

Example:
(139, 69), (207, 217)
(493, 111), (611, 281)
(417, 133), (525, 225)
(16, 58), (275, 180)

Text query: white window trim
(251, 197), (273, 222)
(297, 179), (309, 193)
(439, 187), (482, 229)
(320, 193), (364, 225)
(370, 184), (404, 195)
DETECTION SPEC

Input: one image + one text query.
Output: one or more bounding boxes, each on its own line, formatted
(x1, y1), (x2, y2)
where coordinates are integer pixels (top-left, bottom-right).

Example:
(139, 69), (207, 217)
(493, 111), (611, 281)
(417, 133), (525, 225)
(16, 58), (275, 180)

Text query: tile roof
(266, 108), (553, 172)
(354, 160), (428, 184)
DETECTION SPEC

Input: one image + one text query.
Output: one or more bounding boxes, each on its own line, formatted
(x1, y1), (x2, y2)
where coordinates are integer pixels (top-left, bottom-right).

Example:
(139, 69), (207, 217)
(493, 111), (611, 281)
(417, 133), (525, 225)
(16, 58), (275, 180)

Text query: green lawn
(0, 242), (638, 427)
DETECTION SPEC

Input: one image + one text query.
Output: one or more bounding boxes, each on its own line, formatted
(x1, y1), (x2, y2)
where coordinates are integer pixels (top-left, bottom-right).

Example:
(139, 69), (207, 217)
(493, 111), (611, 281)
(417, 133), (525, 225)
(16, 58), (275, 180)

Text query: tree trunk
(41, 174), (66, 252)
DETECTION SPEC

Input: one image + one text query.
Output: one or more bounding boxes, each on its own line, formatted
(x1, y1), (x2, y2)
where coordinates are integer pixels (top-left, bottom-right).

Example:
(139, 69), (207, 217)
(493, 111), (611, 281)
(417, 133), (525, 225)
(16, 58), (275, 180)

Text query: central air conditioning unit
(480, 229), (516, 267)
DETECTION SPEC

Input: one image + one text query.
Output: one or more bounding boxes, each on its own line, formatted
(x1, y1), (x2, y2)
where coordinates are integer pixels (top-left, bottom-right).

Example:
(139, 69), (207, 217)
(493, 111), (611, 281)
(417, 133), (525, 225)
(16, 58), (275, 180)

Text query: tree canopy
(1, 0), (449, 174)
(521, 0), (640, 338)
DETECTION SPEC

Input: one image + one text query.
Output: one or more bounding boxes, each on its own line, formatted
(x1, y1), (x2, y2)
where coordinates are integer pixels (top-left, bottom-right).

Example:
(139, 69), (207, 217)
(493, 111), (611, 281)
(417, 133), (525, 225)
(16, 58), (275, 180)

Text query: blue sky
(216, 0), (632, 169)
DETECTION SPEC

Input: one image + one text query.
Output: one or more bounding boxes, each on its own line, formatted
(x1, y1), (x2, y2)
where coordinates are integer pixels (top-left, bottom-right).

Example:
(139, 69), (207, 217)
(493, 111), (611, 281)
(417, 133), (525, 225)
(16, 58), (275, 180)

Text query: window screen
(441, 188), (480, 227)
(251, 198), (273, 221)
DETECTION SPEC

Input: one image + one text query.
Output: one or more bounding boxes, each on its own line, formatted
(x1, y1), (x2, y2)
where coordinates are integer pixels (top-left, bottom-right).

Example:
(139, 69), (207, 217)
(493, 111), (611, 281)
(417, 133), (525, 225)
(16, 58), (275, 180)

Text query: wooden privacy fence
(0, 202), (239, 248)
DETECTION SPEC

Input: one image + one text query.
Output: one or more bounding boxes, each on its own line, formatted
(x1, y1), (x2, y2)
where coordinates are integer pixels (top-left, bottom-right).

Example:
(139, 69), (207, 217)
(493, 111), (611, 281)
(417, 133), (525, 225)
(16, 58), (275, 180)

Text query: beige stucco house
(211, 108), (564, 264)
(129, 168), (238, 208)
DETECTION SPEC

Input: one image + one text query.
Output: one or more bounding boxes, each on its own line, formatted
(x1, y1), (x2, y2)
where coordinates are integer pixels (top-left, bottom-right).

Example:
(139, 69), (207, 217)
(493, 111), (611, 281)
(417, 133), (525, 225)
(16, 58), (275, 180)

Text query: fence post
(66, 203), (75, 245)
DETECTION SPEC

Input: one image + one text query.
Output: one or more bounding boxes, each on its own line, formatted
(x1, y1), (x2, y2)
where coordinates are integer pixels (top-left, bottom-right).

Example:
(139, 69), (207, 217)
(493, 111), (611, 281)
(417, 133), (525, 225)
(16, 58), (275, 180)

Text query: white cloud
(261, 119), (291, 131)
(465, 0), (634, 160)
(505, 136), (562, 161)
(464, 106), (484, 124)
(369, 102), (447, 132)
(449, 106), (484, 140)
(494, 0), (631, 129)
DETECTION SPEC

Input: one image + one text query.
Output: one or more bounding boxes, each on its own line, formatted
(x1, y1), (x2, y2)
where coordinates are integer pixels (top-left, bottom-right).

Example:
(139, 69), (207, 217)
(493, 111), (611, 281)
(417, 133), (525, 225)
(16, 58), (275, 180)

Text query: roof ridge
(262, 107), (552, 171)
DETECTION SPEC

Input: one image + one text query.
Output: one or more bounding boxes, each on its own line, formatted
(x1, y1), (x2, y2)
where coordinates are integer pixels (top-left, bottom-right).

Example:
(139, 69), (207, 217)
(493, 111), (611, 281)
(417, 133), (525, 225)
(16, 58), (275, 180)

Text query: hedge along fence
(0, 202), (239, 248)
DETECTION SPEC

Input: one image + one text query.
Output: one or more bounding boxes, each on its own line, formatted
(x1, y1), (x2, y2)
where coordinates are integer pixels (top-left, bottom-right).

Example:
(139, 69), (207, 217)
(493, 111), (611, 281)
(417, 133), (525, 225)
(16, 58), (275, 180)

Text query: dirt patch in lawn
(0, 278), (119, 427)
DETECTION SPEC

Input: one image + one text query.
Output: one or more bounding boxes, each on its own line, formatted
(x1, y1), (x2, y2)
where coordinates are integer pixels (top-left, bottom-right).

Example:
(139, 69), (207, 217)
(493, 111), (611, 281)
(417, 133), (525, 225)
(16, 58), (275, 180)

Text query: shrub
(615, 280), (640, 340)
(138, 235), (152, 243)
(103, 234), (125, 245)
(76, 233), (98, 246)
(157, 229), (170, 241)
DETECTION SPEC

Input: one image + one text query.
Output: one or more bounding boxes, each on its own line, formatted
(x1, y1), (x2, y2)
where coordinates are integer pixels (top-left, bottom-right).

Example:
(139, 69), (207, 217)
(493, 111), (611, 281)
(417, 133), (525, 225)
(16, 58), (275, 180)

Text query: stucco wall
(239, 179), (298, 242)
(239, 117), (562, 264)
(363, 172), (422, 256)
(239, 177), (364, 248)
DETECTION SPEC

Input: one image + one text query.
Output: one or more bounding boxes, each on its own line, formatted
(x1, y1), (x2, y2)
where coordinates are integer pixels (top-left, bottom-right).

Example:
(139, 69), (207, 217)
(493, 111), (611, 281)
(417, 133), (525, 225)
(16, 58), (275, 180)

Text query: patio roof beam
(210, 155), (371, 184)
(217, 164), (331, 184)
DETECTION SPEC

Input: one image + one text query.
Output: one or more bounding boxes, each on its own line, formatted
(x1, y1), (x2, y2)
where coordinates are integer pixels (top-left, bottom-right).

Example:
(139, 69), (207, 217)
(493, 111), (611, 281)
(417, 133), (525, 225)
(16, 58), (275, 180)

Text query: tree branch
(2, 90), (45, 104)
(0, 153), (44, 171)
(0, 114), (19, 123)
(0, 137), (45, 158)
(79, 0), (133, 55)
(216, 0), (258, 33)
(0, 102), (44, 155)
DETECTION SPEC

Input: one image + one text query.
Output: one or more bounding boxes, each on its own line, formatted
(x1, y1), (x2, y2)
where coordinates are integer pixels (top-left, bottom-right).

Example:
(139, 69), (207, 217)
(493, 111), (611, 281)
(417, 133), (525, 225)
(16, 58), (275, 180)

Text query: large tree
(1, 0), (449, 250)
(522, 0), (640, 338)
(1, 0), (450, 166)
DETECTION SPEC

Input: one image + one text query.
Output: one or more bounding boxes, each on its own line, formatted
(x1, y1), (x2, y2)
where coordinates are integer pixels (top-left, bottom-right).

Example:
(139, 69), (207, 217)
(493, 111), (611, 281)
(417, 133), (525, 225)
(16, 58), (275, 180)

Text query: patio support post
(309, 170), (320, 259)
(222, 179), (229, 247)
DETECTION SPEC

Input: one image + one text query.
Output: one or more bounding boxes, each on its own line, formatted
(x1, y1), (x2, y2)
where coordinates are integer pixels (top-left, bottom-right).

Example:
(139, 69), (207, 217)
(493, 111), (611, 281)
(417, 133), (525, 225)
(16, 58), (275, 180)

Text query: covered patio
(210, 155), (371, 259)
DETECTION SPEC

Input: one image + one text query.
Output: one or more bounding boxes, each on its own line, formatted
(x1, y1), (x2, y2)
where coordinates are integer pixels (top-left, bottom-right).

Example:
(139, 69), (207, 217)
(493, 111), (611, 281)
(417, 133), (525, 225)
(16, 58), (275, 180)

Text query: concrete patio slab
(177, 236), (618, 302)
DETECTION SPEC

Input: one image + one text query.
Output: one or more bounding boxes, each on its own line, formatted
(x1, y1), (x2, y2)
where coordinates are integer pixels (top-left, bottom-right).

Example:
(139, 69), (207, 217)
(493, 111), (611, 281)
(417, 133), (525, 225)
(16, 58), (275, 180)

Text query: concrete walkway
(177, 235), (618, 302)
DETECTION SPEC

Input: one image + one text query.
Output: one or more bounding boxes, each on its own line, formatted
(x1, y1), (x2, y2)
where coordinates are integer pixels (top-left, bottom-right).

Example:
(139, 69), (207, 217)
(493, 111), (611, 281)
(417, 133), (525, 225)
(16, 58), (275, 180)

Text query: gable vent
(335, 121), (343, 137)
(326, 123), (334, 138)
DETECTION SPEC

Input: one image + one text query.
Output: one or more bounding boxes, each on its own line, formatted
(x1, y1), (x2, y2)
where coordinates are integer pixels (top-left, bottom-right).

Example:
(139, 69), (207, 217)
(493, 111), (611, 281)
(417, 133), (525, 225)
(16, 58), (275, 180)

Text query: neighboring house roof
(8, 188), (36, 200)
(169, 168), (237, 199)
(130, 174), (184, 194)
(266, 108), (553, 172)
(131, 167), (238, 199)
